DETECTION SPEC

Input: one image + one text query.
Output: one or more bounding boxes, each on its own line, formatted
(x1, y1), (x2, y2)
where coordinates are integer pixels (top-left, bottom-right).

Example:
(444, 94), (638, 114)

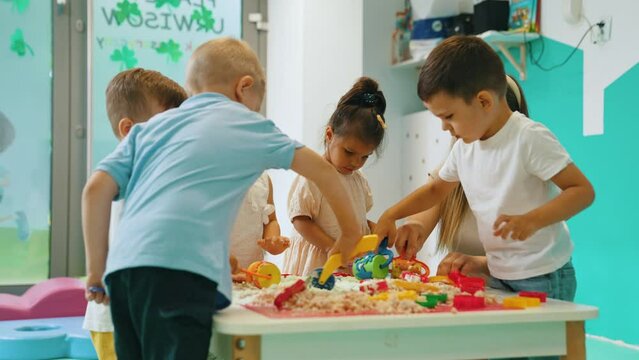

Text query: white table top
(214, 297), (598, 336)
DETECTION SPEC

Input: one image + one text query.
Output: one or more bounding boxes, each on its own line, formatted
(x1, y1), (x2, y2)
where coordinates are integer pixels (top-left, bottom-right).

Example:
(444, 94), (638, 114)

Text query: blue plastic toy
(309, 267), (335, 290)
(352, 238), (394, 280)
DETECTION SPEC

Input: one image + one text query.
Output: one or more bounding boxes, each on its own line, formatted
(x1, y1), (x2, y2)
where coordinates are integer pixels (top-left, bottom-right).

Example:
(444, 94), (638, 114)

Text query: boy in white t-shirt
(83, 68), (187, 359)
(375, 36), (595, 302)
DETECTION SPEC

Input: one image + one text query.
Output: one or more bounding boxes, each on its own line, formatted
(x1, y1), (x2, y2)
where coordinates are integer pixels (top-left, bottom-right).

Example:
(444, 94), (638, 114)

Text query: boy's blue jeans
(489, 260), (577, 360)
(489, 260), (577, 301)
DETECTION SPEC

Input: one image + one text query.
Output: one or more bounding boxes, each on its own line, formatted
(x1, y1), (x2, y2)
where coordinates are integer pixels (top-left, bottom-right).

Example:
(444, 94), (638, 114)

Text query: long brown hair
(437, 74), (529, 251)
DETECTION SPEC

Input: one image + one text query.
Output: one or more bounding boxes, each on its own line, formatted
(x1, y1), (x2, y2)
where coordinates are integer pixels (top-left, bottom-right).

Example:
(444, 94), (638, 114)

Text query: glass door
(0, 0), (53, 285)
(89, 0), (243, 169)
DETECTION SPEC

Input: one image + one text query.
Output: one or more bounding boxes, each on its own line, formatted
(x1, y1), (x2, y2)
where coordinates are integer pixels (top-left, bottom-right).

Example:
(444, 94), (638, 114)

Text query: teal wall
(502, 38), (639, 347)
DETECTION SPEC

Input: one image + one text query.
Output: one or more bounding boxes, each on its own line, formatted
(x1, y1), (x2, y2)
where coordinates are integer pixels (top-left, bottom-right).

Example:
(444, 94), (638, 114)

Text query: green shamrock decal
(156, 40), (183, 63)
(2, 0), (30, 13)
(113, 0), (141, 26)
(191, 6), (215, 32)
(110, 46), (138, 70)
(155, 0), (180, 9)
(10, 29), (34, 57)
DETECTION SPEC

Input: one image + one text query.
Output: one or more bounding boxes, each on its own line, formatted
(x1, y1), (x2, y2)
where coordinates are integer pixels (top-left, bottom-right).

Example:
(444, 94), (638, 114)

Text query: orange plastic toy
(244, 261), (281, 289)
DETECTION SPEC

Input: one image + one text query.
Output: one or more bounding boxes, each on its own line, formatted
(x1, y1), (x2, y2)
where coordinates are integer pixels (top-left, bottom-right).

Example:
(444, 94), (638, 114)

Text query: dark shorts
(106, 267), (218, 360)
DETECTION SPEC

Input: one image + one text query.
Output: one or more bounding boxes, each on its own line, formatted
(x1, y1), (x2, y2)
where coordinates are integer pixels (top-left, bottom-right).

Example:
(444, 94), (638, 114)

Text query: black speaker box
(473, 0), (510, 34)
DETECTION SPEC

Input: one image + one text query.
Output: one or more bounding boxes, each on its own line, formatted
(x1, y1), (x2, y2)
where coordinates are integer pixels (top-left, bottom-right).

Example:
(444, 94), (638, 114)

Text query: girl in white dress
(282, 77), (388, 276)
(230, 172), (290, 280)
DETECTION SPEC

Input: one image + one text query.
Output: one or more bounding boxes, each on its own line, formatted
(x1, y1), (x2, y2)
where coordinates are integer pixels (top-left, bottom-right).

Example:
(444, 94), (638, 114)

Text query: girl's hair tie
(360, 93), (377, 106)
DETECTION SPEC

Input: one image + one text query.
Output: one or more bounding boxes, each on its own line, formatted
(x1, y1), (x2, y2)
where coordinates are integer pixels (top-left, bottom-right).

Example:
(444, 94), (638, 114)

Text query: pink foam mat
(0, 278), (87, 321)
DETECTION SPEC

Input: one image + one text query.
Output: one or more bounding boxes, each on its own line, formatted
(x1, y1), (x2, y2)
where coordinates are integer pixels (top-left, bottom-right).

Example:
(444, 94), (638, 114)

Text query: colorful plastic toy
(359, 280), (389, 295)
(460, 277), (485, 295)
(447, 271), (486, 294)
(352, 238), (393, 280)
(415, 293), (448, 309)
(317, 234), (380, 285)
(396, 290), (418, 300)
(390, 257), (430, 281)
(453, 295), (485, 310)
(415, 297), (439, 308)
(393, 279), (439, 293)
(428, 275), (454, 285)
(310, 267), (336, 290)
(244, 261), (281, 289)
(503, 296), (541, 309)
(369, 292), (390, 301)
(274, 279), (307, 310)
(519, 291), (547, 303)
(426, 293), (448, 304)
(0, 278), (87, 321)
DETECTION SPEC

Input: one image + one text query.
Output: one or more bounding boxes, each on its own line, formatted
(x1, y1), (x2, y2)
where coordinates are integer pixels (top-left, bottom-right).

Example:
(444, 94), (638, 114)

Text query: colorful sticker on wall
(1, 0), (30, 14)
(113, 0), (142, 26)
(9, 29), (34, 57)
(155, 39), (182, 63)
(110, 45), (138, 70)
(155, 0), (181, 9)
(191, 5), (215, 32)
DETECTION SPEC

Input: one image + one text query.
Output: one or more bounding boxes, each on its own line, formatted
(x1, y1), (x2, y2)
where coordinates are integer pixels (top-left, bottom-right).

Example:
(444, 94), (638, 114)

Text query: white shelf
(391, 31), (540, 80)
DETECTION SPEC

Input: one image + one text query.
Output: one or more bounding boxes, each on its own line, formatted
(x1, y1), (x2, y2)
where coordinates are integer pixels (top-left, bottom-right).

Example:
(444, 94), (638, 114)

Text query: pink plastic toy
(0, 278), (87, 321)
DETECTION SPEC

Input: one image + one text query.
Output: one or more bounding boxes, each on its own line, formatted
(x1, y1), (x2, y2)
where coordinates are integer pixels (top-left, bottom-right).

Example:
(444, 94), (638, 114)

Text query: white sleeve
(522, 122), (572, 181)
(438, 140), (461, 182)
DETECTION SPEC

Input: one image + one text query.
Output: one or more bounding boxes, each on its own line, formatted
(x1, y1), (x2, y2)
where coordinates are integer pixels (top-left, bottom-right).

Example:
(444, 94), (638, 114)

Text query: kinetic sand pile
(233, 275), (500, 315)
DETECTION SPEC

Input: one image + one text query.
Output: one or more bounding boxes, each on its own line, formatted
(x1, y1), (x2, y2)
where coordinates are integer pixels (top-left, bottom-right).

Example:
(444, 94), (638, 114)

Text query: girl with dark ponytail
(283, 77), (388, 275)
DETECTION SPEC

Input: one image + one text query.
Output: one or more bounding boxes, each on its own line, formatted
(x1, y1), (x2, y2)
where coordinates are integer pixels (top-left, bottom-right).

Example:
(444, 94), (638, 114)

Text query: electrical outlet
(591, 16), (612, 44)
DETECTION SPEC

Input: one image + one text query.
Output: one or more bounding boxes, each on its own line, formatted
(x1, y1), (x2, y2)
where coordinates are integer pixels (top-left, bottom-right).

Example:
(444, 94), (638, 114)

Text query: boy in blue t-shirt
(83, 67), (187, 360)
(82, 37), (362, 358)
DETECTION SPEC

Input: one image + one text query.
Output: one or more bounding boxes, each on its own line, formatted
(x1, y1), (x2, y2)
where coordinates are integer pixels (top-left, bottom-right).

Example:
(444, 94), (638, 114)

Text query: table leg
(561, 321), (586, 360)
(230, 335), (260, 360)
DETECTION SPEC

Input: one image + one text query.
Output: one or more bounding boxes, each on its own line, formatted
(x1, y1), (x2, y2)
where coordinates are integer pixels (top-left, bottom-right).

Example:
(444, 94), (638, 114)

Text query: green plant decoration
(191, 5), (215, 32)
(10, 29), (33, 57)
(155, 40), (183, 63)
(113, 0), (141, 26)
(110, 46), (138, 70)
(155, 0), (180, 9)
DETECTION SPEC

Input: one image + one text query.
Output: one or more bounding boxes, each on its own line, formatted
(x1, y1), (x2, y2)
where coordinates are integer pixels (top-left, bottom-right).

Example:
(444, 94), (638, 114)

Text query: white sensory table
(211, 293), (598, 360)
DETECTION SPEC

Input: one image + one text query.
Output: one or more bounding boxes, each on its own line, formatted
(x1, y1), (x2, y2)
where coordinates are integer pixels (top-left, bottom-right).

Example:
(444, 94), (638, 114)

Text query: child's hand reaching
(232, 272), (247, 283)
(258, 236), (290, 255)
(85, 273), (109, 305)
(493, 213), (541, 240)
(373, 212), (397, 247)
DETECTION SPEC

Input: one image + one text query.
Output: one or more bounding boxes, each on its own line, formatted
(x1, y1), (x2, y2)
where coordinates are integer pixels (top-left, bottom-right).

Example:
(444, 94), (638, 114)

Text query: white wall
(540, 0), (639, 135)
(266, 0), (364, 265)
(362, 0), (425, 220)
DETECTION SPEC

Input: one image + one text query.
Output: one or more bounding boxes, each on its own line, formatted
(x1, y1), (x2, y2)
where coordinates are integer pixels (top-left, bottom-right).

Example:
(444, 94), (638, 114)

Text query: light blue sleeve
(95, 127), (138, 200)
(256, 118), (304, 170)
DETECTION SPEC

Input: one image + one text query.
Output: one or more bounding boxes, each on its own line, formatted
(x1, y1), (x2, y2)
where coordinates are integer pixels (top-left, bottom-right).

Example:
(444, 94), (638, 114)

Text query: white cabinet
(400, 110), (452, 270)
